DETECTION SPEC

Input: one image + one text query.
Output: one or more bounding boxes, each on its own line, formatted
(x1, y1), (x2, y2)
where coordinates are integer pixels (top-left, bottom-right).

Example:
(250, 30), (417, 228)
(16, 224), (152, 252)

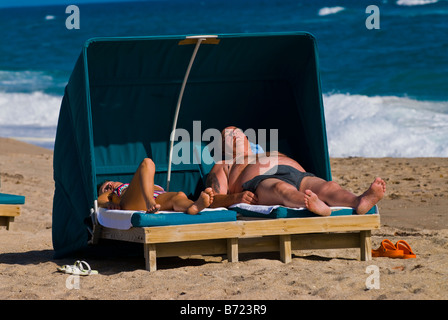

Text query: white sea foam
(0, 70), (58, 93)
(0, 91), (61, 148)
(323, 93), (448, 157)
(396, 0), (438, 6)
(1, 90), (447, 157)
(318, 6), (345, 16)
(0, 91), (62, 127)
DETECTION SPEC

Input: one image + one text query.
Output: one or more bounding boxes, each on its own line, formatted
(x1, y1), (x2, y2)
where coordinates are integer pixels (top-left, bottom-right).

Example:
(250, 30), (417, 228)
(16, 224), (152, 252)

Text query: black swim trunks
(242, 165), (315, 192)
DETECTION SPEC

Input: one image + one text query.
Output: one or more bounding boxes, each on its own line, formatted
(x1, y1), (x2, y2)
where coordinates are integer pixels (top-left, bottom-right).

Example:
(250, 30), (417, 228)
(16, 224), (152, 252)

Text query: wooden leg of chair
(0, 205), (20, 231)
(7, 217), (14, 231)
(360, 230), (372, 261)
(144, 243), (157, 272)
(279, 235), (292, 263)
(0, 216), (14, 231)
(227, 238), (238, 262)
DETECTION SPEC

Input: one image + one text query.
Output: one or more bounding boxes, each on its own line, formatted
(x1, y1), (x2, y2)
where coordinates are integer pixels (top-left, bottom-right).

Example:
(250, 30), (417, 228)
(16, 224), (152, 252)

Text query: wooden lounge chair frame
(0, 205), (21, 230)
(92, 213), (380, 271)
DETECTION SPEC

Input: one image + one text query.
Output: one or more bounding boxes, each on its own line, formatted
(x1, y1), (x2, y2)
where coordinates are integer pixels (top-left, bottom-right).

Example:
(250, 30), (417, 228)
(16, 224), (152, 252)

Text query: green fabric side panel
(52, 184), (89, 258)
(66, 54), (95, 206)
(0, 193), (25, 205)
(52, 88), (90, 258)
(289, 34), (331, 180)
(131, 210), (237, 227)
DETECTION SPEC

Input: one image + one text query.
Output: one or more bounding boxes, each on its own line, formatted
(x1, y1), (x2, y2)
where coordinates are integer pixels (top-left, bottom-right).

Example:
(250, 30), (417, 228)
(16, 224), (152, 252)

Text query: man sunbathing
(206, 126), (386, 216)
(98, 158), (213, 214)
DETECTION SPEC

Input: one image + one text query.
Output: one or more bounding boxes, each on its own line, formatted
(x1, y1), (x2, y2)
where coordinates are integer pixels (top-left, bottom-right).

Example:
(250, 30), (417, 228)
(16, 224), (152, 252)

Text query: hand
(107, 201), (121, 210)
(234, 191), (258, 205)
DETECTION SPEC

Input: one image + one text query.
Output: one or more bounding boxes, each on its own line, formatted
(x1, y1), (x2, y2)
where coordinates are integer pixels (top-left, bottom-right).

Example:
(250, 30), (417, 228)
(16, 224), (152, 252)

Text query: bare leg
(155, 191), (193, 211)
(300, 177), (359, 208)
(255, 178), (305, 207)
(355, 177), (386, 214)
(155, 188), (214, 215)
(256, 176), (385, 216)
(303, 190), (331, 216)
(301, 176), (386, 215)
(120, 158), (161, 213)
(255, 178), (331, 216)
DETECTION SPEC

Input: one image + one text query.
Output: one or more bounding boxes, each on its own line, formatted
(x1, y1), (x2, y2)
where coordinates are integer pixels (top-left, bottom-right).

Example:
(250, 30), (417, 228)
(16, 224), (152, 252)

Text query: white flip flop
(57, 260), (98, 276)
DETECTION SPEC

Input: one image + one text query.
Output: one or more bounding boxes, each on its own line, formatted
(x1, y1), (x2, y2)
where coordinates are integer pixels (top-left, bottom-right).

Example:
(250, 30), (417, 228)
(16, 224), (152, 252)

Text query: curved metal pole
(166, 37), (204, 191)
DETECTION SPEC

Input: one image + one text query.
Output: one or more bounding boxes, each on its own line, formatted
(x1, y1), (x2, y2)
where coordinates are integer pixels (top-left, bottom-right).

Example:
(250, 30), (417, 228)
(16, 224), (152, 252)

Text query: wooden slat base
(98, 214), (379, 271)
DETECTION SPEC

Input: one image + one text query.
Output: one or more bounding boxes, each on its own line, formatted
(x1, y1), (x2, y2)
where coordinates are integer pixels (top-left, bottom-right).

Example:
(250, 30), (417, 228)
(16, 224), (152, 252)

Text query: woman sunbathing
(97, 158), (214, 214)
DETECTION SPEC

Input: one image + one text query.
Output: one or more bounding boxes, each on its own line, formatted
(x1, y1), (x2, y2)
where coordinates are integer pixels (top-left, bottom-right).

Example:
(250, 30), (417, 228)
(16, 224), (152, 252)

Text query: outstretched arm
(206, 163), (257, 208)
(97, 192), (121, 210)
(206, 168), (226, 195)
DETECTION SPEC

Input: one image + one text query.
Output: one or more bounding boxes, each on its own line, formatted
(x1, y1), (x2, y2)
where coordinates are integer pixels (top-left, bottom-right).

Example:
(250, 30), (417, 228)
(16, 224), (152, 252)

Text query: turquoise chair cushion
(130, 209), (237, 227)
(232, 205), (378, 219)
(0, 193), (25, 205)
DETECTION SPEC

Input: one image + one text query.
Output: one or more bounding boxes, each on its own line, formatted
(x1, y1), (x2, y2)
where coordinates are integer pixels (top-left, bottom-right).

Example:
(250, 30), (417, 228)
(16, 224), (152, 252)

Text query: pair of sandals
(372, 239), (416, 259)
(57, 260), (98, 276)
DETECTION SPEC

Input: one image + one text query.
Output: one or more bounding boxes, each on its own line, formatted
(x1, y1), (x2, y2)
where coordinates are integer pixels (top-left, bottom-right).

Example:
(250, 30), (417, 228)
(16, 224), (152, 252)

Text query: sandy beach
(0, 137), (447, 300)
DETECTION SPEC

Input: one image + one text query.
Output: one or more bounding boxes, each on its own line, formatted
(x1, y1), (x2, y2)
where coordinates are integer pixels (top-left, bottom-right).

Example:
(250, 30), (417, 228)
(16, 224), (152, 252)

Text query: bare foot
(146, 201), (161, 213)
(187, 187), (214, 215)
(304, 189), (331, 216)
(356, 177), (386, 214)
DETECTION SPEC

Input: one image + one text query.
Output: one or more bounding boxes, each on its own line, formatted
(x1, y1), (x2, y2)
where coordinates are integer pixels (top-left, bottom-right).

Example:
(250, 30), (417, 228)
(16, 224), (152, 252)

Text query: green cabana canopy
(52, 32), (331, 258)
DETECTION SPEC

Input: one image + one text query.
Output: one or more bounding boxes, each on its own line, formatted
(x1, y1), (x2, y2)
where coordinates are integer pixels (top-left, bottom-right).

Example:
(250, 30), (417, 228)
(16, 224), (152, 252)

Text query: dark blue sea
(1, 0), (447, 156)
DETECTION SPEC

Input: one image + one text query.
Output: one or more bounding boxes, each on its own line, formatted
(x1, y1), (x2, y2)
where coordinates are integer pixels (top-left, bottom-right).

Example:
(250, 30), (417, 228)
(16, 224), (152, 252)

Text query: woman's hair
(97, 180), (110, 195)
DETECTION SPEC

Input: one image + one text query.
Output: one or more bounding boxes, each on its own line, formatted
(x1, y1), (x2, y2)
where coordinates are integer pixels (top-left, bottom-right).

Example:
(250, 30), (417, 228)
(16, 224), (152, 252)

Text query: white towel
(229, 203), (363, 215)
(96, 207), (228, 230)
(229, 203), (307, 215)
(97, 207), (137, 230)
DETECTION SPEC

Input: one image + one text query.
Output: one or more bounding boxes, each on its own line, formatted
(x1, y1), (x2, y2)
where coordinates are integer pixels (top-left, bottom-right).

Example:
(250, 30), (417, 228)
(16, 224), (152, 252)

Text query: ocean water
(0, 0), (447, 156)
